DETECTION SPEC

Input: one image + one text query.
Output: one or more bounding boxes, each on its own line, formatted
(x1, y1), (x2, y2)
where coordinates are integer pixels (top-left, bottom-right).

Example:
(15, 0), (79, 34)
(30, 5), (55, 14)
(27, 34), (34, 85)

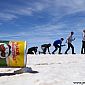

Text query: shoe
(39, 51), (40, 54)
(59, 53), (62, 54)
(72, 53), (76, 54)
(52, 52), (54, 54)
(65, 52), (68, 54)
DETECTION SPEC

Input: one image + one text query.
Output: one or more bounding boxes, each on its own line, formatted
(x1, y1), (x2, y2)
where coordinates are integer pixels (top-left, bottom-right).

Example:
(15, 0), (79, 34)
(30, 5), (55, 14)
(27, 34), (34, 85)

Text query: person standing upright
(65, 32), (76, 54)
(81, 30), (85, 54)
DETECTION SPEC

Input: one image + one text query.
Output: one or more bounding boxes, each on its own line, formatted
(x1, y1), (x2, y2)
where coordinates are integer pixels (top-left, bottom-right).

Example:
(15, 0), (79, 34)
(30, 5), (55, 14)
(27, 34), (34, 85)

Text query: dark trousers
(41, 47), (46, 54)
(41, 47), (50, 54)
(65, 43), (75, 54)
(52, 45), (61, 54)
(81, 41), (85, 54)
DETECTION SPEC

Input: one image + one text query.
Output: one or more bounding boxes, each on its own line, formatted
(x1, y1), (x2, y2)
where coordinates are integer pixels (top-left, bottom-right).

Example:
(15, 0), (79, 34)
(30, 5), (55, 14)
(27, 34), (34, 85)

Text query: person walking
(52, 38), (65, 54)
(65, 32), (76, 54)
(81, 30), (85, 54)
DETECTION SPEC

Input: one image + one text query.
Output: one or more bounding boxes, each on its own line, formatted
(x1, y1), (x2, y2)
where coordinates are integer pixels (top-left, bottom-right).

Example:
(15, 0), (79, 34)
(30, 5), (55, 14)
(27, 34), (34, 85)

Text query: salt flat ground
(0, 54), (85, 85)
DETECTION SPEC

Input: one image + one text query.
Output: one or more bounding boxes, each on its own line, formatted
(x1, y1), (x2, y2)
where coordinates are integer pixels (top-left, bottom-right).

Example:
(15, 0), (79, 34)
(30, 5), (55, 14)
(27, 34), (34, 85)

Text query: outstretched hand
(61, 44), (66, 46)
(74, 38), (75, 40)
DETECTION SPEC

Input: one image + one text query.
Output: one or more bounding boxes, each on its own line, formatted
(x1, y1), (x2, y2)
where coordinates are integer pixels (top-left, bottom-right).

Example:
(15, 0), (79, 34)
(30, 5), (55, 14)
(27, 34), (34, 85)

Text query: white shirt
(66, 35), (75, 43)
(82, 32), (85, 41)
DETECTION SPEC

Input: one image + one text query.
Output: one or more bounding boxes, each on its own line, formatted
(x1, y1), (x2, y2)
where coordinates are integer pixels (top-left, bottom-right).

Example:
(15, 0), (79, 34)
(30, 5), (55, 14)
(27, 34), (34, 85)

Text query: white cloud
(0, 32), (29, 38)
(33, 0), (85, 16)
(7, 7), (33, 16)
(32, 2), (46, 12)
(0, 12), (17, 21)
(8, 2), (47, 16)
(1, 0), (85, 21)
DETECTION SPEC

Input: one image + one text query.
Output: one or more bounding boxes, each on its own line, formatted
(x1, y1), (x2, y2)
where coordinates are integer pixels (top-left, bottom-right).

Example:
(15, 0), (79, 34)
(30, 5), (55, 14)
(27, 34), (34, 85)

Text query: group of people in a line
(27, 30), (85, 54)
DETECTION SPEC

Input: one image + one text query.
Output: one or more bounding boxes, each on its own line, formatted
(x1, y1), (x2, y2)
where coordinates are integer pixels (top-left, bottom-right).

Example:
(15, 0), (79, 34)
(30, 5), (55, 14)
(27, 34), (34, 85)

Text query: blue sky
(0, 0), (85, 54)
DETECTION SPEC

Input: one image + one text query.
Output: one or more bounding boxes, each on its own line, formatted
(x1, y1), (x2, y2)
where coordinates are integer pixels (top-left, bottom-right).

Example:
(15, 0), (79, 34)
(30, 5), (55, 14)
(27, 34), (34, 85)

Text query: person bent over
(39, 43), (51, 54)
(52, 38), (64, 54)
(27, 47), (38, 54)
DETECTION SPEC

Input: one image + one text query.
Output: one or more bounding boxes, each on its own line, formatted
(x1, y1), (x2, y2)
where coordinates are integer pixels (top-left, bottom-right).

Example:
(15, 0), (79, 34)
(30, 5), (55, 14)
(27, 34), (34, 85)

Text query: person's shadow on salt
(0, 67), (39, 77)
(14, 67), (39, 74)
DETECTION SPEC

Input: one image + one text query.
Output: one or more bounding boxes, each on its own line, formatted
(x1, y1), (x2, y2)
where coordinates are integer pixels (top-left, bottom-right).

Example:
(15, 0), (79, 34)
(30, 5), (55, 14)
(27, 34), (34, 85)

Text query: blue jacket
(53, 40), (62, 46)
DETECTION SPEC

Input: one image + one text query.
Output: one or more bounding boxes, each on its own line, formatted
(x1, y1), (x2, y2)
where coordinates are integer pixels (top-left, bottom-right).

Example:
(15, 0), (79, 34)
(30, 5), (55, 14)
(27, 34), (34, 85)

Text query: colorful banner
(0, 41), (27, 67)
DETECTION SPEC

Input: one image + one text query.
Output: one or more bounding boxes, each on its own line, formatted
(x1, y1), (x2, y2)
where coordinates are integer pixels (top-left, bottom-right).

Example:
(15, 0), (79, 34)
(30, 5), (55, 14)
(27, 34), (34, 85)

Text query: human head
(61, 38), (64, 41)
(71, 31), (74, 35)
(35, 47), (38, 49)
(34, 47), (38, 53)
(83, 29), (85, 33)
(48, 43), (51, 47)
